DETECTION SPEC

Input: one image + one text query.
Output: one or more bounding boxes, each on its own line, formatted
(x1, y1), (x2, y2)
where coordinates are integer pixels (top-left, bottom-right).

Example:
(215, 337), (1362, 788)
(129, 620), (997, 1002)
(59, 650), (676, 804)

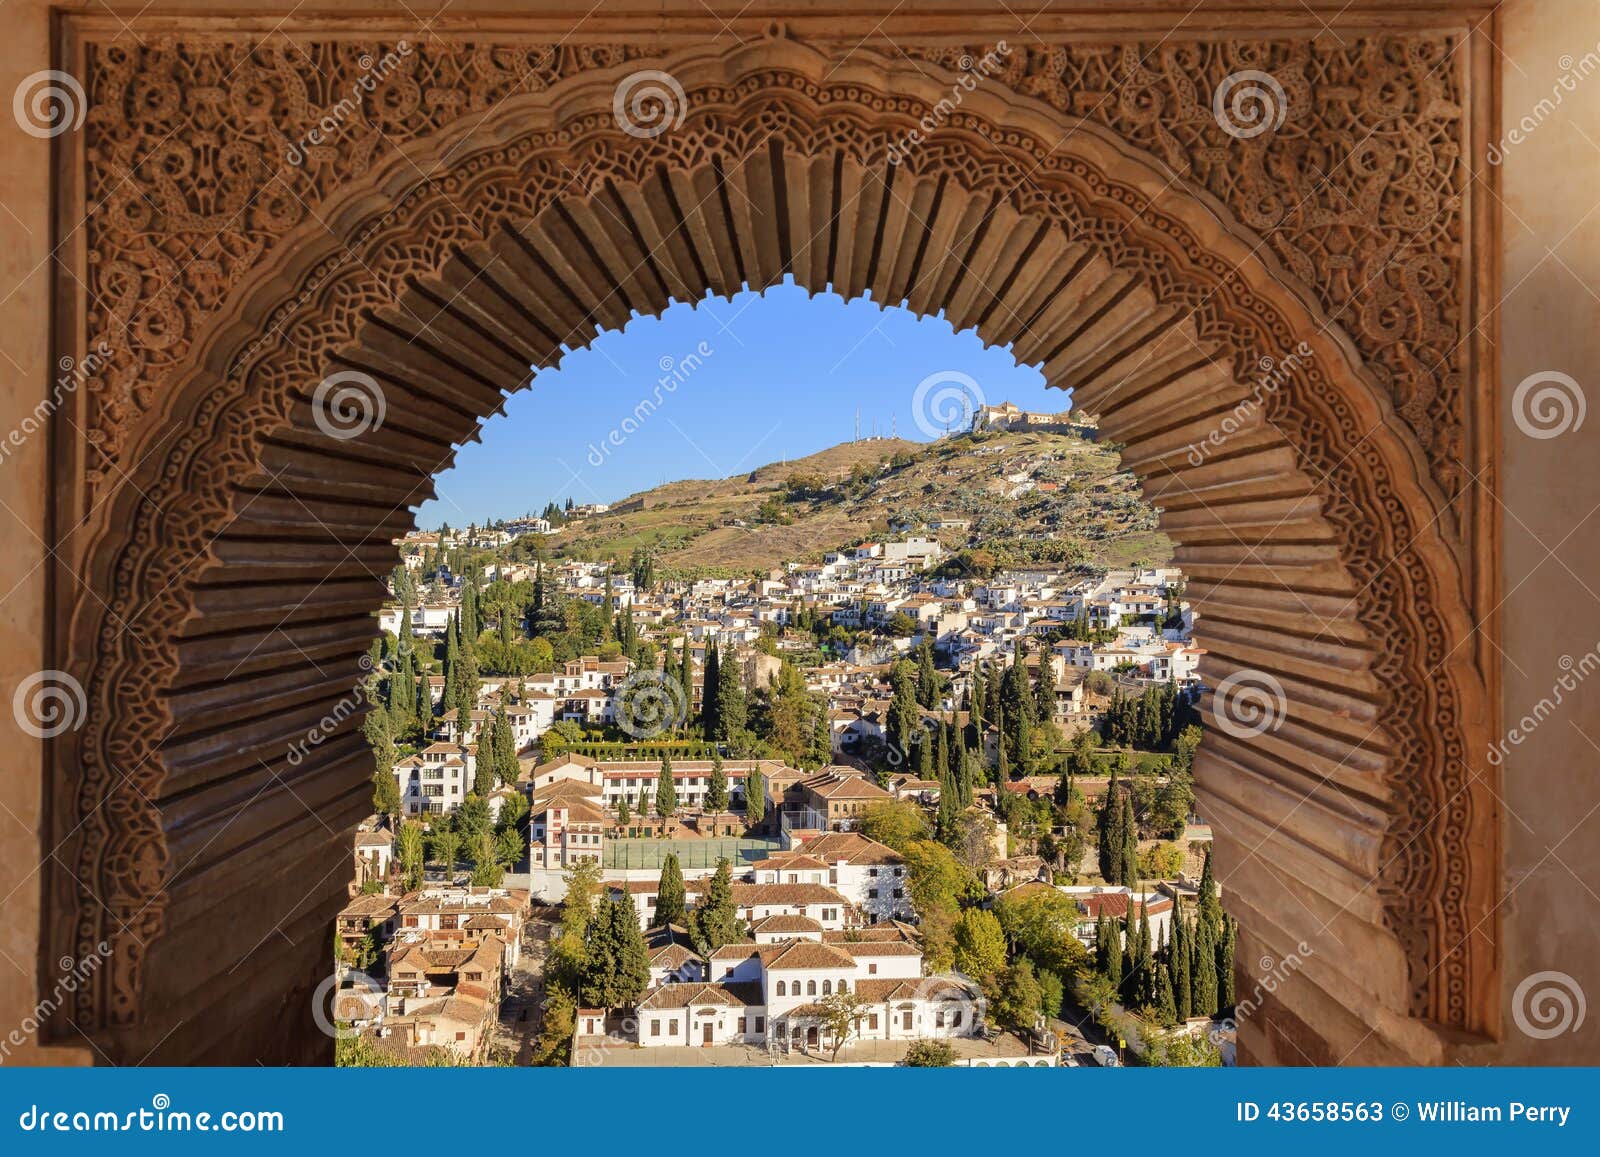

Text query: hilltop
(539, 426), (1171, 577)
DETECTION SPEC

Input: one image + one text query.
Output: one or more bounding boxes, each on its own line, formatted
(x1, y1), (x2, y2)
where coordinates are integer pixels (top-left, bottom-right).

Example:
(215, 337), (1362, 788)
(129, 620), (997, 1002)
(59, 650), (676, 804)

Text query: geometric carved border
(49, 14), (1497, 1061)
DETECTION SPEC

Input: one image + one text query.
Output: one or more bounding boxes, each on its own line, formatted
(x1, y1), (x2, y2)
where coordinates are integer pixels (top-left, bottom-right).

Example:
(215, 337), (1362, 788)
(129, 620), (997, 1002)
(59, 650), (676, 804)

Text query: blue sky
(416, 279), (1070, 528)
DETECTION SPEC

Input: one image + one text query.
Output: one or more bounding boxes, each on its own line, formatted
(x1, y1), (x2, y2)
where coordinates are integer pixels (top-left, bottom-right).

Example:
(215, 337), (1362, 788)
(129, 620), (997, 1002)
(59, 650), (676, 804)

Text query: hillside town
(331, 418), (1234, 1070)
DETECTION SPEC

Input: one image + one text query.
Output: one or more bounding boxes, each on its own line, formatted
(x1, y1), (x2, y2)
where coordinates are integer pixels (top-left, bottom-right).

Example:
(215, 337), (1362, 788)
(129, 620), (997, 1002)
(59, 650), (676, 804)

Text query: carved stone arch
(56, 33), (1492, 1064)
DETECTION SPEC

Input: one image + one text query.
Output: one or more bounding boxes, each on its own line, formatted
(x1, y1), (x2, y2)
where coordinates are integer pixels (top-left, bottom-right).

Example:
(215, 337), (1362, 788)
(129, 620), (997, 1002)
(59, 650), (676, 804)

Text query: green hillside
(541, 427), (1171, 578)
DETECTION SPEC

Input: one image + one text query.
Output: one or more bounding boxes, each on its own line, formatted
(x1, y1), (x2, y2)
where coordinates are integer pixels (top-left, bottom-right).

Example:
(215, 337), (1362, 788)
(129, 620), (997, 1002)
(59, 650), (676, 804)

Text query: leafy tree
(903, 1040), (956, 1067)
(430, 829), (461, 885)
(493, 825), (524, 870)
(656, 853), (687, 928)
(469, 831), (504, 887)
(858, 799), (932, 851)
(549, 860), (604, 990)
(992, 885), (1087, 977)
(397, 821), (425, 890)
(371, 765), (401, 823)
(533, 983), (577, 1066)
(689, 858), (744, 953)
(1037, 968), (1065, 1023)
(995, 957), (1044, 1030)
(952, 907), (1007, 982)
(818, 989), (868, 1061)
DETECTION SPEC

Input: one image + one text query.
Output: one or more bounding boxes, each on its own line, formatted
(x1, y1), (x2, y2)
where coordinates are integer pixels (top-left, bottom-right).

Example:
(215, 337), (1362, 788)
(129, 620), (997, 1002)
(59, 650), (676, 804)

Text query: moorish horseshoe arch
(49, 26), (1496, 1064)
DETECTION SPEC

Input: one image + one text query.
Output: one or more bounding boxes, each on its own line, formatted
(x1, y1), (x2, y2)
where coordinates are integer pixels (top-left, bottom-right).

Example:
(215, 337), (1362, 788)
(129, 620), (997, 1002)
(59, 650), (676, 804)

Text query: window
(807, 980), (817, 995)
(738, 1017), (747, 1034)
(838, 979), (848, 992)
(754, 1017), (765, 1033)
(456, 1032), (466, 1041)
(868, 889), (879, 900)
(669, 1020), (679, 1035)
(651, 1020), (661, 1036)
(868, 963), (877, 975)
(868, 1014), (879, 1030)
(952, 1010), (963, 1027)
(822, 980), (832, 995)
(776, 980), (786, 996)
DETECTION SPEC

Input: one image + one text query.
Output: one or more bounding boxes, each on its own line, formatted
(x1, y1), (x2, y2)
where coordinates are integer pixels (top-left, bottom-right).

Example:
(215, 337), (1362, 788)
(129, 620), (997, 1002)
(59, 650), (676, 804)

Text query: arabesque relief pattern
(82, 35), (1468, 531)
(60, 29), (1485, 1053)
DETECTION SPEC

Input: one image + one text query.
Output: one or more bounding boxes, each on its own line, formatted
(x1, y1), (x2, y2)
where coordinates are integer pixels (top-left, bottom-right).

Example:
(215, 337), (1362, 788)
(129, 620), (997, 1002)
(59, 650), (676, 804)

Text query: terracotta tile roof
(822, 920), (920, 945)
(750, 914), (824, 935)
(752, 854), (830, 872)
(727, 883), (849, 908)
(796, 832), (904, 865)
(757, 941), (857, 971)
(637, 982), (761, 1010)
(708, 941), (760, 961)
(648, 942), (705, 969)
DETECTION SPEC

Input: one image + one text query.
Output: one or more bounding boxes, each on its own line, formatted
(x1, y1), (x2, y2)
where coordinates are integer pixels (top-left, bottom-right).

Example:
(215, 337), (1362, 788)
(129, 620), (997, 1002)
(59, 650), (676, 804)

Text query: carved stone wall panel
(51, 22), (1494, 1061)
(79, 32), (1473, 545)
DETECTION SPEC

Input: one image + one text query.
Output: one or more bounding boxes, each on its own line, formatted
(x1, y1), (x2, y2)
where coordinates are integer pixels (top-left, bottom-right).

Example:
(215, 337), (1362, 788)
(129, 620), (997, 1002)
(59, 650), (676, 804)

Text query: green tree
(371, 765), (401, 823)
(689, 858), (745, 953)
(656, 853), (687, 928)
(903, 1040), (956, 1067)
(745, 764), (766, 827)
(995, 957), (1044, 1030)
(706, 750), (729, 812)
(397, 821), (425, 890)
(952, 907), (1007, 982)
(859, 799), (932, 851)
(655, 756), (678, 818)
(430, 828), (461, 886)
(819, 989), (868, 1062)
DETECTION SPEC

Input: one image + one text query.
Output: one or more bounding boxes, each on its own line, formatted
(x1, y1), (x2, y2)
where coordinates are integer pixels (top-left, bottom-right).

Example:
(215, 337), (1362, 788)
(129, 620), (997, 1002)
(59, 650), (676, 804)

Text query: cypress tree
(1097, 766), (1123, 882)
(717, 646), (745, 737)
(1120, 795), (1140, 890)
(689, 858), (744, 953)
(1191, 916), (1219, 1017)
(617, 792), (631, 824)
(656, 756), (677, 817)
(1173, 909), (1193, 1021)
(656, 852), (687, 928)
(1218, 914), (1238, 1009)
(1155, 959), (1178, 1026)
(745, 763), (766, 827)
(702, 642), (721, 738)
(706, 750), (729, 812)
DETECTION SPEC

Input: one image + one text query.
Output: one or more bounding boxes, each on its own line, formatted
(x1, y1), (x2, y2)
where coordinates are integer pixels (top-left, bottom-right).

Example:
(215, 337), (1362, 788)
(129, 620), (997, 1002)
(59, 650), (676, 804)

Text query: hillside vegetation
(543, 427), (1172, 577)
